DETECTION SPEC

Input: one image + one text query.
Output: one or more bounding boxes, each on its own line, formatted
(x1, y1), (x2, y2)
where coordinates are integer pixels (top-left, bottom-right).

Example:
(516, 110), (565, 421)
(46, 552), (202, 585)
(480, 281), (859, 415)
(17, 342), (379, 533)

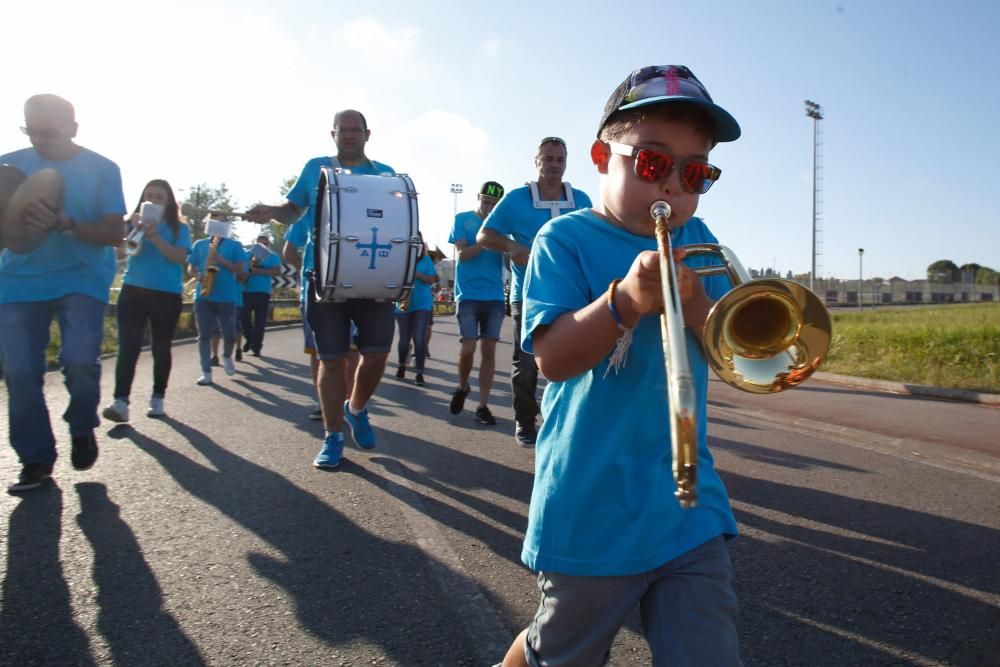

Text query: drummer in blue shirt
(246, 109), (396, 470)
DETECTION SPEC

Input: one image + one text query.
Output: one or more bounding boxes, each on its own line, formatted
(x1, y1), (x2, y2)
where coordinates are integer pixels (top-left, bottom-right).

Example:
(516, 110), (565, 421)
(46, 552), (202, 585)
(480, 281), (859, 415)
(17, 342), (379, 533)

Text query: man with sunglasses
(477, 138), (592, 446)
(245, 109), (394, 470)
(1, 94), (126, 493)
(496, 66), (743, 667)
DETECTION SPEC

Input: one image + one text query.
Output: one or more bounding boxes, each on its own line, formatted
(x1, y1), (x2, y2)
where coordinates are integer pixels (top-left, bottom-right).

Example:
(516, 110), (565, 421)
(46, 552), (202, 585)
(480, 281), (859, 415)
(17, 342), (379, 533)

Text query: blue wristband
(607, 279), (630, 331)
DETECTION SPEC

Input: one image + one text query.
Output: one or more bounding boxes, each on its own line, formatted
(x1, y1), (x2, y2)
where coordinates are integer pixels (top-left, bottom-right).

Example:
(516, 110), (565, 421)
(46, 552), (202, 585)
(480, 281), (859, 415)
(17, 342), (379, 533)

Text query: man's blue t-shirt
(448, 210), (503, 302)
(395, 254), (436, 313)
(121, 221), (192, 294)
(481, 184), (592, 304)
(243, 247), (281, 294)
(520, 209), (737, 576)
(285, 156), (394, 297)
(0, 147), (126, 303)
(189, 237), (247, 304)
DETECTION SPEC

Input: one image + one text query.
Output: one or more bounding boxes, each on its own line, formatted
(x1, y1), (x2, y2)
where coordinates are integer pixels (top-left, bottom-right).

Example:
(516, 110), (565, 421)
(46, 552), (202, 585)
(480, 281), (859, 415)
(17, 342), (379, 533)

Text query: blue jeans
(0, 295), (106, 466)
(395, 309), (432, 371)
(456, 299), (505, 341)
(194, 300), (237, 372)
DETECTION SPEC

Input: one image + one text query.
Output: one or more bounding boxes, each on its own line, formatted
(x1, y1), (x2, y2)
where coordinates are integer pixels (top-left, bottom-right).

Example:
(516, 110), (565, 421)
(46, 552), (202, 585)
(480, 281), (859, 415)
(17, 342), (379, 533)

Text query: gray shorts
(524, 536), (741, 667)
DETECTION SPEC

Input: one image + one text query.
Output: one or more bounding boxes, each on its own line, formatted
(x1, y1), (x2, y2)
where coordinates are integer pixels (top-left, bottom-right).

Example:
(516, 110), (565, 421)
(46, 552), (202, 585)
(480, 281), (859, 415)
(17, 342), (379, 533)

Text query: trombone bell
(703, 278), (831, 393)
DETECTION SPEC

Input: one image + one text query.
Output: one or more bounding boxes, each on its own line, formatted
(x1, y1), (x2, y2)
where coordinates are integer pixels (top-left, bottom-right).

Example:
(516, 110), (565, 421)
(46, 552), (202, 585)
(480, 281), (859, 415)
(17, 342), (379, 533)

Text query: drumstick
(180, 202), (252, 219)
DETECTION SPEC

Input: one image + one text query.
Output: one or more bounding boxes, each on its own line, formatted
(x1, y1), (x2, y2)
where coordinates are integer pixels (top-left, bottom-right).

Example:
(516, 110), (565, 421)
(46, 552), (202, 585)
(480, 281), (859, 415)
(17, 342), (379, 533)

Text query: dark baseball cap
(479, 181), (505, 199)
(597, 65), (740, 142)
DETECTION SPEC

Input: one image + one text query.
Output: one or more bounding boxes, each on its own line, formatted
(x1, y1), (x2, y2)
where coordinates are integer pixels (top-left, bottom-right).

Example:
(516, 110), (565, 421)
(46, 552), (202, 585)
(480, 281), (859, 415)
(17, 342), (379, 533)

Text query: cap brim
(619, 96), (741, 142)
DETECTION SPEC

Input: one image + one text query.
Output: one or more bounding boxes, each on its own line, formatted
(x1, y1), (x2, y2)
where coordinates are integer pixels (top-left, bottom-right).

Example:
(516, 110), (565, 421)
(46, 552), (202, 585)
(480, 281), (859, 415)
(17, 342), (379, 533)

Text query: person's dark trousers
(241, 292), (271, 354)
(509, 301), (539, 425)
(395, 309), (432, 370)
(114, 284), (183, 399)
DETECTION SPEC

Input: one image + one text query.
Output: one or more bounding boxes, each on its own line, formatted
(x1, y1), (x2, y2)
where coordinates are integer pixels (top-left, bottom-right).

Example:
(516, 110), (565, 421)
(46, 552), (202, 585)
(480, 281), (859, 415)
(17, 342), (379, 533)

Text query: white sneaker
(101, 398), (129, 423)
(147, 397), (165, 417)
(197, 372), (213, 386)
(223, 356), (236, 376)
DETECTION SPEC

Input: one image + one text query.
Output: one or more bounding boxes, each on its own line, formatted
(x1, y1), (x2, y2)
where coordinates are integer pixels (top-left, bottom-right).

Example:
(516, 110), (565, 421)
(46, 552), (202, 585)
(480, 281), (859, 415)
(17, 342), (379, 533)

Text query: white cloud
(341, 16), (421, 59)
(479, 38), (502, 59)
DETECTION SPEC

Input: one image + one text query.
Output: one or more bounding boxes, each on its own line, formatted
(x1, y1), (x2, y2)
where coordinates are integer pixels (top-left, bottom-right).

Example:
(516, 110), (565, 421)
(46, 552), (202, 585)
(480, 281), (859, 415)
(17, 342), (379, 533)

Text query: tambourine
(0, 165), (64, 254)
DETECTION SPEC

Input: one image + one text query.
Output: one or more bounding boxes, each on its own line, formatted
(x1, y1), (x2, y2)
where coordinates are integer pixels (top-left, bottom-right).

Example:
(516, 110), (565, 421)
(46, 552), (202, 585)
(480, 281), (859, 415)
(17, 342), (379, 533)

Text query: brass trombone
(651, 201), (831, 508)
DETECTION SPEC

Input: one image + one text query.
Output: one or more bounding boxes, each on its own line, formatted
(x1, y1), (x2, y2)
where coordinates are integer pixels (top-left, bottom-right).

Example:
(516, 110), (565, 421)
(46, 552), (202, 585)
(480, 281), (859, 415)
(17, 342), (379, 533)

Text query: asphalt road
(2, 316), (998, 666)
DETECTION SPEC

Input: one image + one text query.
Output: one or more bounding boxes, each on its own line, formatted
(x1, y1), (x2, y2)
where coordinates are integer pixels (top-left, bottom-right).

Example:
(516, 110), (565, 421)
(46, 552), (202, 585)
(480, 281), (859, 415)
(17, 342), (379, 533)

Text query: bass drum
(313, 167), (420, 302)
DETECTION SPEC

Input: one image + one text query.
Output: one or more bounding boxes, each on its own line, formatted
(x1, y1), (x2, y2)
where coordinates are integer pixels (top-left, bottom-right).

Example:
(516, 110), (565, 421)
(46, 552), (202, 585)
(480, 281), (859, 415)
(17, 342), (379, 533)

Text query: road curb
(814, 371), (1000, 407)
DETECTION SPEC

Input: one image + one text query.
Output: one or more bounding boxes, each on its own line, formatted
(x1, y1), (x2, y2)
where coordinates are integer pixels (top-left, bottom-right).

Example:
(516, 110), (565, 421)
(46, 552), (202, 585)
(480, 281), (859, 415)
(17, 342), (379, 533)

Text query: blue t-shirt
(481, 184), (592, 304)
(395, 254), (436, 313)
(0, 147), (126, 303)
(121, 221), (192, 294)
(243, 247), (281, 294)
(448, 210), (504, 302)
(520, 209), (737, 576)
(189, 237), (247, 304)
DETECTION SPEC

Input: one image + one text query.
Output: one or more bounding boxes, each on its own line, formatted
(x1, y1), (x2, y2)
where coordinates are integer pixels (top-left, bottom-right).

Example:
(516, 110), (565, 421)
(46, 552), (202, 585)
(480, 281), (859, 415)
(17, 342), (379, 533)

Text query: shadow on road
(113, 418), (482, 663)
(1, 486), (96, 666)
(718, 447), (1000, 665)
(74, 482), (205, 666)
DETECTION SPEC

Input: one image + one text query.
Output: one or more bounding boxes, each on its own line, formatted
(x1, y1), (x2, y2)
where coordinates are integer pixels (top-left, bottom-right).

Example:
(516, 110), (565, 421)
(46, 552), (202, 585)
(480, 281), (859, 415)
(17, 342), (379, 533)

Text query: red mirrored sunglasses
(607, 141), (721, 194)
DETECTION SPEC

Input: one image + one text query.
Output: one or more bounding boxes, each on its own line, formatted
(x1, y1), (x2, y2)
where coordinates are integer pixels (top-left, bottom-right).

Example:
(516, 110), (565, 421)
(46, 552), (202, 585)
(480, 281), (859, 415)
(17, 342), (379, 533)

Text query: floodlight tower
(805, 100), (824, 293)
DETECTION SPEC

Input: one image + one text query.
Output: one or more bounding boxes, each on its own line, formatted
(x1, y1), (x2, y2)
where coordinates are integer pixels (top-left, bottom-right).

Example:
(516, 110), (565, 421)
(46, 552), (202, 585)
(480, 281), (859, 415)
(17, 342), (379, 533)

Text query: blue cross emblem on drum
(356, 226), (392, 270)
(313, 167), (420, 302)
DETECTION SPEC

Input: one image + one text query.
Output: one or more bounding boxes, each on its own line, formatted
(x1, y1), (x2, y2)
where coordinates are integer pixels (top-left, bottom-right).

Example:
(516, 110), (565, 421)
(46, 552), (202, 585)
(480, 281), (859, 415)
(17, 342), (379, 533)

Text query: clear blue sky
(3, 0), (998, 281)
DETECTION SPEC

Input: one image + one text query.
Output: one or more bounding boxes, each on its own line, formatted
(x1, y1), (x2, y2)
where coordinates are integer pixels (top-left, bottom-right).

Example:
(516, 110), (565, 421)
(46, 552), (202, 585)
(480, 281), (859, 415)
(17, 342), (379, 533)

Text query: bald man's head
(23, 94), (78, 160)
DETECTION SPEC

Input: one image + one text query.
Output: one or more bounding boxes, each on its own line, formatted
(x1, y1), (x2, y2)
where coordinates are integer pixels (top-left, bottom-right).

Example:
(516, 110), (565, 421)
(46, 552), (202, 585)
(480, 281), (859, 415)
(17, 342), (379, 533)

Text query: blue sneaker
(343, 401), (376, 449)
(313, 433), (344, 469)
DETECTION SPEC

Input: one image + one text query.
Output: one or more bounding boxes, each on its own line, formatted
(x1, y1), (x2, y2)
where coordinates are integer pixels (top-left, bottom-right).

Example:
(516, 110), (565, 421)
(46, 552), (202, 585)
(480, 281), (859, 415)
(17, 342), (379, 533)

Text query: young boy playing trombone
(498, 65), (743, 666)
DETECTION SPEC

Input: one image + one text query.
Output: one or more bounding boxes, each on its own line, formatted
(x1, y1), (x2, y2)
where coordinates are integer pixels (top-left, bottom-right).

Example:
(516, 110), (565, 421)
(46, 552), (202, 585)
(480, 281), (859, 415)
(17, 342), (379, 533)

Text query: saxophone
(200, 235), (223, 298)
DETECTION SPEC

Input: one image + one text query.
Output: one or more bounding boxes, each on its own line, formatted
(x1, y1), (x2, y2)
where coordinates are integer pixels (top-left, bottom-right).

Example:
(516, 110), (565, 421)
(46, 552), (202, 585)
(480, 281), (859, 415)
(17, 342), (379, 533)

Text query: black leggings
(114, 284), (183, 400)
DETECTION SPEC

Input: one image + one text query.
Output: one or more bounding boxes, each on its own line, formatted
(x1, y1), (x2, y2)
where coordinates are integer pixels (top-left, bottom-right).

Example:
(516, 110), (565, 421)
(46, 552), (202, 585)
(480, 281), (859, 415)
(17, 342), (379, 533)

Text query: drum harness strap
(527, 181), (576, 219)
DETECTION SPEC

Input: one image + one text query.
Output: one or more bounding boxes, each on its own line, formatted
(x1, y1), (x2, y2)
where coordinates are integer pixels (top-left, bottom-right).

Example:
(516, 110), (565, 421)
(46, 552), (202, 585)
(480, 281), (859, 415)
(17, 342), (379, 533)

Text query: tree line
(926, 260), (999, 285)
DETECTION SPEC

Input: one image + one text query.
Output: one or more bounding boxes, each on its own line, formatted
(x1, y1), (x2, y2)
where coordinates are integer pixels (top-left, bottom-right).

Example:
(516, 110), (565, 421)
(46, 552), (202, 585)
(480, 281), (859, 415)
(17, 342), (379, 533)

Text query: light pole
(858, 248), (864, 312)
(805, 100), (823, 293)
(449, 183), (463, 290)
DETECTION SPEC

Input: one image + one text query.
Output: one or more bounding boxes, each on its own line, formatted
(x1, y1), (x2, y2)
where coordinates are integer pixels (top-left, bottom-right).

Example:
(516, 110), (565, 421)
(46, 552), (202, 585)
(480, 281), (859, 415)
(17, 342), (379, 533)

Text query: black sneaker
(211, 355), (221, 367)
(449, 385), (470, 415)
(71, 432), (99, 471)
(395, 365), (406, 379)
(515, 421), (537, 447)
(243, 341), (252, 352)
(7, 463), (53, 493)
(235, 348), (243, 362)
(475, 406), (497, 425)
(414, 373), (425, 387)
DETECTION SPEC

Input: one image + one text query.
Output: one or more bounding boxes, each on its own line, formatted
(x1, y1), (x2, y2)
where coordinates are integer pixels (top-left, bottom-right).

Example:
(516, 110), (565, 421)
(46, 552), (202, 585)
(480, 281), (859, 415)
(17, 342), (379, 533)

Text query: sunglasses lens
(681, 162), (716, 194)
(635, 149), (673, 182)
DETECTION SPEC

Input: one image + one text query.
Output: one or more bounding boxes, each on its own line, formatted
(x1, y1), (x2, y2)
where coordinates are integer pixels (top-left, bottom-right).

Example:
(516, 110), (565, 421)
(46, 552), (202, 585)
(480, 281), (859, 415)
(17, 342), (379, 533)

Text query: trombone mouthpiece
(650, 201), (672, 220)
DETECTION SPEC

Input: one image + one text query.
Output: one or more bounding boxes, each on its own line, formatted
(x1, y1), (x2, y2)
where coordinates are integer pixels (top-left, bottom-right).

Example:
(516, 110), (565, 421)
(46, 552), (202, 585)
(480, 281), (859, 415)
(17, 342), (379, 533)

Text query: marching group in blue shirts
(5, 62), (753, 665)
